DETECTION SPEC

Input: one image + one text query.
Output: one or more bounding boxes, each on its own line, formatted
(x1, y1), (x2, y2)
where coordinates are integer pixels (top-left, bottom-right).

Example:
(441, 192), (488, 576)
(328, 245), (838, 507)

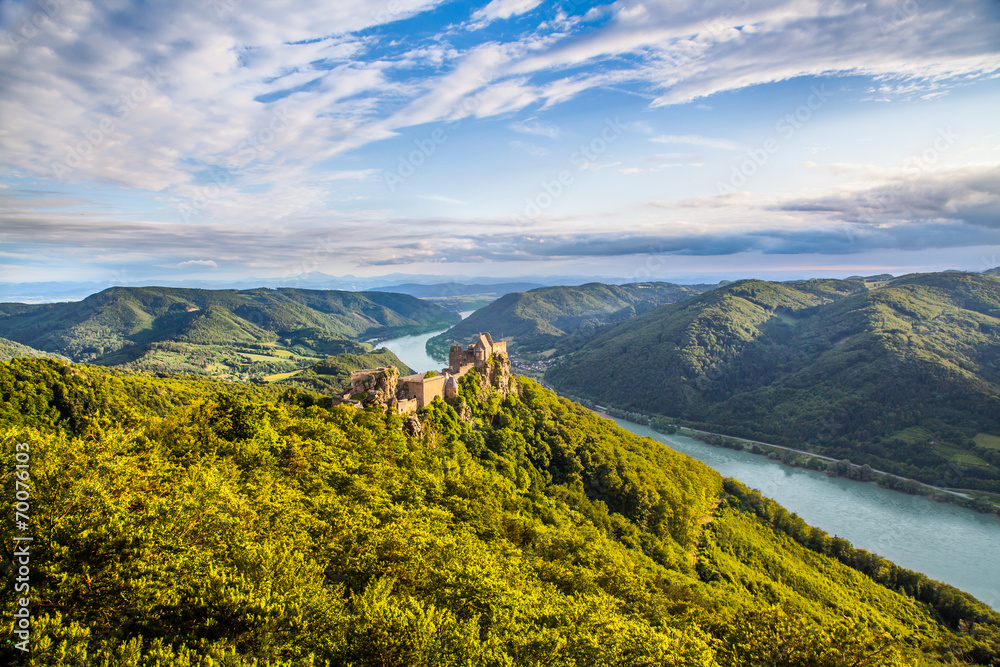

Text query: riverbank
(553, 392), (1000, 517)
(674, 427), (1000, 508)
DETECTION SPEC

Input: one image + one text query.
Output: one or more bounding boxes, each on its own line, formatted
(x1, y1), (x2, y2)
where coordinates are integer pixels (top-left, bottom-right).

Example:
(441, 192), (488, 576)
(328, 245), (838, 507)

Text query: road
(676, 426), (972, 500)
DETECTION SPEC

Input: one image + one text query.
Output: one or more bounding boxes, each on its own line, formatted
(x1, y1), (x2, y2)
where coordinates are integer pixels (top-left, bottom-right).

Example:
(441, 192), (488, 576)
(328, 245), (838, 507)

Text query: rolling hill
(427, 281), (716, 357)
(0, 336), (67, 362)
(277, 347), (414, 395)
(547, 272), (1000, 492)
(0, 286), (458, 378)
(1, 356), (998, 664)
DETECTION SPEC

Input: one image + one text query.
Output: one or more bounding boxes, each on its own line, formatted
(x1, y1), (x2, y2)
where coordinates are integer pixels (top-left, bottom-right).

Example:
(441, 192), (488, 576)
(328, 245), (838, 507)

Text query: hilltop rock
(341, 366), (400, 409)
(483, 351), (513, 398)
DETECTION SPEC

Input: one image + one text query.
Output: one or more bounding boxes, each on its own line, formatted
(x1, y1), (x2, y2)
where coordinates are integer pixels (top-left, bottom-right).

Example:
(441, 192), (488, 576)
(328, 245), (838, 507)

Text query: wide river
(378, 326), (1000, 610)
(377, 311), (473, 373)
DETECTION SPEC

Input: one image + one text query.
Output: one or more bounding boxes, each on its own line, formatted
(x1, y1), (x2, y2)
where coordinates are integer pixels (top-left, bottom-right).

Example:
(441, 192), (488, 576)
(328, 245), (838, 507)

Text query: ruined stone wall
(401, 373), (447, 409)
(449, 332), (507, 376)
(397, 398), (419, 414)
(343, 332), (508, 414)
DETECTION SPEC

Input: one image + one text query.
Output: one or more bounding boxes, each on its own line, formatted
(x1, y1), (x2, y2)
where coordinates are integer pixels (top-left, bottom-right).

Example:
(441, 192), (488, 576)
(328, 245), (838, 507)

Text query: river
(608, 418), (1000, 610)
(377, 326), (1000, 610)
(376, 311), (472, 373)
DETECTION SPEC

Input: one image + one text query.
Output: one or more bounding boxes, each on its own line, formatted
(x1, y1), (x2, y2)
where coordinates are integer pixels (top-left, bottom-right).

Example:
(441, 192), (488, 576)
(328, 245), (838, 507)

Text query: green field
(242, 350), (320, 362)
(933, 443), (991, 468)
(243, 351), (311, 362)
(975, 433), (1000, 450)
(263, 370), (302, 382)
(891, 426), (936, 444)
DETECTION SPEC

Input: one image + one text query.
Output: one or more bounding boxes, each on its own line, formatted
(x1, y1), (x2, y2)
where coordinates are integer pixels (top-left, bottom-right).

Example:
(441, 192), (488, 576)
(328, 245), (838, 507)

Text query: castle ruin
(336, 332), (509, 413)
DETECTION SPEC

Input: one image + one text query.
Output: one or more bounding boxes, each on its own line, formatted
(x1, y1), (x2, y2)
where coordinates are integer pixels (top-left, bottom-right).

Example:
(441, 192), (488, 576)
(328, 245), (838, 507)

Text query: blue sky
(1, 0), (999, 285)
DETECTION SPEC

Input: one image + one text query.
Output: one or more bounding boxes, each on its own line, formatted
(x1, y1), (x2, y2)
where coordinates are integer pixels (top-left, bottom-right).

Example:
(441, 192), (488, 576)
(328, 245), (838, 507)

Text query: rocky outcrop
(344, 367), (400, 409)
(466, 351), (514, 400)
(487, 352), (513, 397)
(403, 413), (424, 438)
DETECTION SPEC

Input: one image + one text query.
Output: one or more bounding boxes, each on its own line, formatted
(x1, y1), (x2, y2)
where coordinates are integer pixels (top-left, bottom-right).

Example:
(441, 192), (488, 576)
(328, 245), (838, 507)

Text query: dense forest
(277, 348), (415, 395)
(547, 272), (1000, 493)
(0, 337), (65, 363)
(0, 286), (458, 380)
(427, 281), (716, 358)
(2, 357), (999, 665)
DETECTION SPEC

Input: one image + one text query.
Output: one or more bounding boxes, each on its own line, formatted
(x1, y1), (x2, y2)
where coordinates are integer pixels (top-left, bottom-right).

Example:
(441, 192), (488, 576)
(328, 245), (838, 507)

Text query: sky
(1, 0), (999, 287)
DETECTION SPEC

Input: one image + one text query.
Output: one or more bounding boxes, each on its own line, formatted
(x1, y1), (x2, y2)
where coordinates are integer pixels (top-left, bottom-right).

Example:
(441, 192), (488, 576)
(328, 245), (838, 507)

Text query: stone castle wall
(400, 373), (446, 409)
(342, 333), (508, 412)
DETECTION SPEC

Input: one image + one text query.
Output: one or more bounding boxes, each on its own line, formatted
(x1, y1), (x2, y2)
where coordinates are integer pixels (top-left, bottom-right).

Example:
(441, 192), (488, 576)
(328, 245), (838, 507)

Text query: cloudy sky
(1, 0), (999, 286)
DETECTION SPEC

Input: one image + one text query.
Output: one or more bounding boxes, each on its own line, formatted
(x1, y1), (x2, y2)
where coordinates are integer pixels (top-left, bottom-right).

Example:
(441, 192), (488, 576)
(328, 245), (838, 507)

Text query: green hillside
(0, 286), (458, 379)
(427, 281), (715, 357)
(278, 347), (415, 394)
(1, 357), (998, 665)
(0, 336), (67, 362)
(547, 272), (1000, 492)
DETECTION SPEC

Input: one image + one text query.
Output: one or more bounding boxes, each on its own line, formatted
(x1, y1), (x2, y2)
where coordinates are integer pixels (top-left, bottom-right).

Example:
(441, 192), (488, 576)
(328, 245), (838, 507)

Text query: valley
(4, 270), (1000, 664)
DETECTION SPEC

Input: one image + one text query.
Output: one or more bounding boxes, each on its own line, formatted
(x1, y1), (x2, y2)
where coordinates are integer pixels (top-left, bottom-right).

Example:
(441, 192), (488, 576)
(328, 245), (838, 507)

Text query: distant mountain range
(371, 281), (547, 313)
(546, 271), (1000, 492)
(0, 286), (458, 379)
(427, 281), (718, 357)
(0, 273), (601, 304)
(371, 282), (545, 298)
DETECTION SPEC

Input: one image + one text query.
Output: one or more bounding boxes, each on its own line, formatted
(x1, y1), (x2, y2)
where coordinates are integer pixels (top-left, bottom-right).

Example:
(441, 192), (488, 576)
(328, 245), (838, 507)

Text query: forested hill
(278, 347), (415, 395)
(547, 271), (1000, 492)
(0, 286), (458, 378)
(0, 336), (66, 362)
(1, 357), (999, 665)
(428, 281), (716, 355)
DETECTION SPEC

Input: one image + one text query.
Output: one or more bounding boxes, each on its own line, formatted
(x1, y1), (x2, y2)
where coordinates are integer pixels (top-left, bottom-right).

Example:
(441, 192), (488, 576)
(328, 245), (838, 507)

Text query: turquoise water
(609, 417), (1000, 610)
(379, 327), (1000, 610)
(377, 311), (472, 373)
(377, 331), (446, 373)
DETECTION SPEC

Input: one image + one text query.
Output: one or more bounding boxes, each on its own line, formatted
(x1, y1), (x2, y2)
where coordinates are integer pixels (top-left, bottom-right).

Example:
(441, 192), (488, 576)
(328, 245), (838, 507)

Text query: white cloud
(418, 194), (464, 204)
(510, 118), (562, 139)
(619, 163), (685, 174)
(471, 0), (543, 24)
(3, 163), (999, 275)
(651, 134), (742, 151)
(510, 140), (548, 157)
(510, 0), (999, 107)
(4, 0), (994, 202)
(321, 170), (380, 181)
(0, 0), (998, 276)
